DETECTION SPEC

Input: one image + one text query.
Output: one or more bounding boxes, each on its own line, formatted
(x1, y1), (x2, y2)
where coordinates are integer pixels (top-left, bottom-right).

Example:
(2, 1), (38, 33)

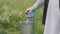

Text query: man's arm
(32, 0), (45, 10)
(25, 0), (45, 13)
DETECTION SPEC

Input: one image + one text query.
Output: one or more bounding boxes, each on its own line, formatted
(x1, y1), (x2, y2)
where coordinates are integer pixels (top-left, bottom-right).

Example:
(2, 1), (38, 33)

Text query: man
(25, 0), (59, 34)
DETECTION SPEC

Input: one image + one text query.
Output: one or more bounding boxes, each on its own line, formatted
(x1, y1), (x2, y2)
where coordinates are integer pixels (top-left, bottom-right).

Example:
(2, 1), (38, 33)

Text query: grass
(0, 0), (44, 34)
(7, 31), (20, 34)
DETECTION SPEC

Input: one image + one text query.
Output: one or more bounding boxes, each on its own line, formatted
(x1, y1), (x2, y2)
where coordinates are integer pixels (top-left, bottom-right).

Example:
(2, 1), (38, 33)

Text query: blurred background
(0, 0), (44, 34)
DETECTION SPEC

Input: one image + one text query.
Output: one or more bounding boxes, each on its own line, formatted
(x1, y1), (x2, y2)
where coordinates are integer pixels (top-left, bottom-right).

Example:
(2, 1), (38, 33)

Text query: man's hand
(25, 7), (33, 14)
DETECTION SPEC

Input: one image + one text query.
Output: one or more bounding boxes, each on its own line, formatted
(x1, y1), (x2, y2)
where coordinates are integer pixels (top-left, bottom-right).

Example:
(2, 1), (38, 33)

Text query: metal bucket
(19, 21), (33, 34)
(19, 10), (35, 34)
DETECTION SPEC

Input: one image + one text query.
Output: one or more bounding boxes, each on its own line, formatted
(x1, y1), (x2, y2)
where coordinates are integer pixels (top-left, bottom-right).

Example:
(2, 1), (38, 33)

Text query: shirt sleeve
(32, 0), (45, 10)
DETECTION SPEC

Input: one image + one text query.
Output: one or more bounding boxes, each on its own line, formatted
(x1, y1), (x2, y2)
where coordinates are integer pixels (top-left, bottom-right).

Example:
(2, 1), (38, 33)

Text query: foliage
(0, 28), (7, 34)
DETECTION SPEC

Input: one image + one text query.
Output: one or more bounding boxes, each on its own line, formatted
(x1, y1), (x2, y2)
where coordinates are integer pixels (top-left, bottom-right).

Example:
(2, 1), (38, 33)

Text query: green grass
(7, 31), (20, 34)
(0, 0), (44, 34)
